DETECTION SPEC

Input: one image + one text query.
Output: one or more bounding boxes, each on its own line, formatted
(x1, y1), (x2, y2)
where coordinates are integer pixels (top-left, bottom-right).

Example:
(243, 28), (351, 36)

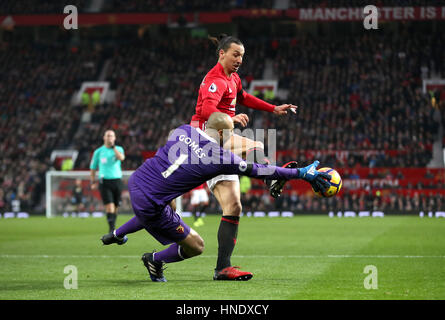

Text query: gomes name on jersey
(178, 134), (206, 159)
(164, 125), (242, 167)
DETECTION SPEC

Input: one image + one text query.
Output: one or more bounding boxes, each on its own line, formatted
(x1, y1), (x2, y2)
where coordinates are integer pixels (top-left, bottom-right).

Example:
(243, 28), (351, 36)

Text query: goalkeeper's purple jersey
(131, 124), (298, 206)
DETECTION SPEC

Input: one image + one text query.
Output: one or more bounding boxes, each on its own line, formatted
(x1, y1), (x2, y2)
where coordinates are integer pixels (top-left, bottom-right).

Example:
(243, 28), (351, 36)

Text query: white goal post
(45, 170), (183, 218)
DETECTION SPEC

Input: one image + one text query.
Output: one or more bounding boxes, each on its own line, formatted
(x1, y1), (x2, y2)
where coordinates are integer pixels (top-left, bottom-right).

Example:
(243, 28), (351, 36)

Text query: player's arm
(90, 170), (98, 190)
(89, 150), (99, 190)
(113, 146), (125, 161)
(218, 150), (331, 192)
(244, 160), (331, 192)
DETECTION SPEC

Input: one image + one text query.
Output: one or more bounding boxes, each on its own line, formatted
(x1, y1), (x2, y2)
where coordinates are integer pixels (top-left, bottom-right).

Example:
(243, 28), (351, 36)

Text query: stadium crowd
(0, 0), (90, 14)
(265, 31), (444, 168)
(1, 26), (444, 214)
(3, 0), (445, 15)
(72, 35), (266, 170)
(0, 0), (275, 14)
(72, 31), (443, 170)
(0, 42), (103, 212)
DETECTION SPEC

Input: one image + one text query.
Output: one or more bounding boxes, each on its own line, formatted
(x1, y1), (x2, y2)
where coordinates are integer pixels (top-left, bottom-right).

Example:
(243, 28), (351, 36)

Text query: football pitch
(0, 215), (444, 300)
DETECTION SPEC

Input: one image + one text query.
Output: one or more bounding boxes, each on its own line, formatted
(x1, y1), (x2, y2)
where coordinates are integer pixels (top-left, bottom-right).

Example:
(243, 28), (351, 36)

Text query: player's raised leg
(226, 134), (291, 198)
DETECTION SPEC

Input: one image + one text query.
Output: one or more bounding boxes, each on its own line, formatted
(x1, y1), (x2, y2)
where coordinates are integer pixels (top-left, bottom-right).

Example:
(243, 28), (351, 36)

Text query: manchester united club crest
(176, 225), (184, 234)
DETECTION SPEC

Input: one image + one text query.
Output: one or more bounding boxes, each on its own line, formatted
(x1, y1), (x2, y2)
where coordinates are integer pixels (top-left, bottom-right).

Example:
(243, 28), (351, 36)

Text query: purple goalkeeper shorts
(128, 176), (190, 245)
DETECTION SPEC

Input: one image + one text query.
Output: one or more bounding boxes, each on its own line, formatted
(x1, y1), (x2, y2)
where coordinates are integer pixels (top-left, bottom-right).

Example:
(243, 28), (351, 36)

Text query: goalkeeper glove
(297, 160), (332, 194)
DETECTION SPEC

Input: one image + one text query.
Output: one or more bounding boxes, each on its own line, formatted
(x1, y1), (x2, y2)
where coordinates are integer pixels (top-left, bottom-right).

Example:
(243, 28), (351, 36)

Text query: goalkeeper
(101, 112), (331, 282)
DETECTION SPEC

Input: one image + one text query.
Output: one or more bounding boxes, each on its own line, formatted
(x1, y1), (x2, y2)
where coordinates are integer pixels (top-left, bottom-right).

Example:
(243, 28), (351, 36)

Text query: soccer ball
(313, 167), (342, 197)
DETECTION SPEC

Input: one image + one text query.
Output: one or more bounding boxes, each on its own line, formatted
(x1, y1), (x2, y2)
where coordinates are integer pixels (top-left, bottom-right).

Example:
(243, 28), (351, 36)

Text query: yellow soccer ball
(313, 167), (342, 197)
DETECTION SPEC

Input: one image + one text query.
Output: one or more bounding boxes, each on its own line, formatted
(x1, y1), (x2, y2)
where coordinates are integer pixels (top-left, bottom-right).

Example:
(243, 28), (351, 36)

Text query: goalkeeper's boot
(268, 161), (299, 198)
(141, 252), (167, 282)
(101, 231), (128, 245)
(213, 266), (253, 281)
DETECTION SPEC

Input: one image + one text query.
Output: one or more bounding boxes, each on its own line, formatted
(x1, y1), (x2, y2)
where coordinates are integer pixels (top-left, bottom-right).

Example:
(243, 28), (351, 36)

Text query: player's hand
(297, 160), (331, 187)
(232, 113), (249, 127)
(273, 104), (298, 115)
(91, 182), (98, 190)
(310, 176), (331, 194)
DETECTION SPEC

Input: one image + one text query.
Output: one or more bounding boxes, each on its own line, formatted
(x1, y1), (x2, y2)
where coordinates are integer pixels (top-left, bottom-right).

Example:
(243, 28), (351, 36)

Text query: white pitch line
(1, 254), (445, 259)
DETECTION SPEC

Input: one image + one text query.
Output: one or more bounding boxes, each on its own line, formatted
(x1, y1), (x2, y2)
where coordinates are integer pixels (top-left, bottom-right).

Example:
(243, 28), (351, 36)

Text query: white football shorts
(190, 188), (210, 205)
(206, 174), (239, 193)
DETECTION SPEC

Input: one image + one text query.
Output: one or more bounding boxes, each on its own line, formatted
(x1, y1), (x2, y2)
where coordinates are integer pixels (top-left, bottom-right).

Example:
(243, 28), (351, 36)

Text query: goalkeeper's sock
(115, 216), (144, 238)
(245, 147), (270, 165)
(153, 243), (190, 263)
(106, 213), (117, 232)
(245, 147), (272, 187)
(216, 215), (239, 270)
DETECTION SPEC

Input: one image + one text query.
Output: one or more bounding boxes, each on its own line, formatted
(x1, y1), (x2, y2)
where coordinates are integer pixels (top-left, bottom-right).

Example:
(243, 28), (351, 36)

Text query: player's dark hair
(208, 34), (243, 57)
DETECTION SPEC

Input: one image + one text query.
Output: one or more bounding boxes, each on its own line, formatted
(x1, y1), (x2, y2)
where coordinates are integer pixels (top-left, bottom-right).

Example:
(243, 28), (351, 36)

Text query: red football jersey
(190, 62), (275, 130)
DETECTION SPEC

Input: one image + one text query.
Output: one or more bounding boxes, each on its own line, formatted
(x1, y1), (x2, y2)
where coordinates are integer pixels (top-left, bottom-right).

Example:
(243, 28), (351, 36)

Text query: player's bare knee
(186, 238), (204, 257)
(193, 236), (205, 256)
(225, 201), (242, 216)
(181, 230), (204, 257)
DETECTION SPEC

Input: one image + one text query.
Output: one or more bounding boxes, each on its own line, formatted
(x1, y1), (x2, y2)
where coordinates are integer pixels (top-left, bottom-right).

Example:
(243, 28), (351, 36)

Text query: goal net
(45, 170), (183, 218)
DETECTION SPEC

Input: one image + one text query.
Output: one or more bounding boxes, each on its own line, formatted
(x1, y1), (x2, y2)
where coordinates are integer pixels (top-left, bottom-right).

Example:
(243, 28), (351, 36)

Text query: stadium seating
(70, 32), (443, 170)
(0, 42), (103, 212)
(0, 0), (90, 14)
(2, 0), (445, 15)
(0, 16), (444, 215)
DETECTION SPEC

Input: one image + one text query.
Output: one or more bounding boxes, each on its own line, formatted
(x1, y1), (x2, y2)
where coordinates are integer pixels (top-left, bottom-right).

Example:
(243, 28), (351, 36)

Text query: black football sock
(106, 213), (117, 231)
(216, 215), (240, 271)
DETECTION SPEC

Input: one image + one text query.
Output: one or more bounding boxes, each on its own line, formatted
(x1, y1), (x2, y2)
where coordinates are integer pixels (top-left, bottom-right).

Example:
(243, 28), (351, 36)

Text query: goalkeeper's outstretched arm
(217, 151), (331, 193)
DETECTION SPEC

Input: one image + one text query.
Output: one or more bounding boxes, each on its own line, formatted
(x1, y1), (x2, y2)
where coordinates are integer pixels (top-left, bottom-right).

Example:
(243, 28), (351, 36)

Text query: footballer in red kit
(190, 62), (276, 130)
(189, 34), (299, 281)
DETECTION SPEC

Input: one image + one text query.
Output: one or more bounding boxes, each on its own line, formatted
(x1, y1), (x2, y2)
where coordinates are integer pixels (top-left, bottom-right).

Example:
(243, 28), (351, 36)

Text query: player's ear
(218, 129), (224, 145)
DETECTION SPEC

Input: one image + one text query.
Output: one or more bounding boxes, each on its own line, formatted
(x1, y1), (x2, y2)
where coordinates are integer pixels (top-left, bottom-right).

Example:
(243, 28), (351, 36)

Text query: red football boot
(213, 266), (253, 281)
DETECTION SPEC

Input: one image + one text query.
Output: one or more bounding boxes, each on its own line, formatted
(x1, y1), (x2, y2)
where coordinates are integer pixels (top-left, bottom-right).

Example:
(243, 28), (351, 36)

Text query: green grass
(0, 215), (444, 300)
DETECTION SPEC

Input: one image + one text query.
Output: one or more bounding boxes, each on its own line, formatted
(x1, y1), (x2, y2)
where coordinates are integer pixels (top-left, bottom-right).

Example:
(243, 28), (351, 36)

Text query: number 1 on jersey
(161, 154), (188, 178)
